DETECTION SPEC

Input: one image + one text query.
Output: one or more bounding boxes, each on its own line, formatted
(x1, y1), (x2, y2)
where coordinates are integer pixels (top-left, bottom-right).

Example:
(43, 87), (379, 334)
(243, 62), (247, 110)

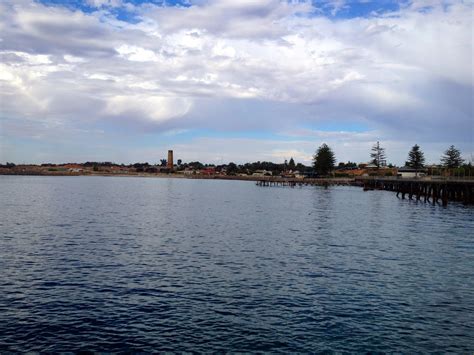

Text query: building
(200, 167), (216, 175)
(167, 150), (173, 170)
(252, 170), (272, 177)
(397, 167), (426, 178)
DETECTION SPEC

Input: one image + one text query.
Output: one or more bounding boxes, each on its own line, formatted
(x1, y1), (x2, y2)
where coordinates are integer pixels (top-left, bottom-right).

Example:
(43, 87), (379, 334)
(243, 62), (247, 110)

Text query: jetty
(256, 177), (354, 187)
(256, 176), (474, 206)
(356, 177), (474, 206)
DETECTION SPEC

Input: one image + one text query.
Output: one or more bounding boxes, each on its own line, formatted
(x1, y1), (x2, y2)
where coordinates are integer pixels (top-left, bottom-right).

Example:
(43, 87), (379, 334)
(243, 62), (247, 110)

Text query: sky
(0, 0), (472, 165)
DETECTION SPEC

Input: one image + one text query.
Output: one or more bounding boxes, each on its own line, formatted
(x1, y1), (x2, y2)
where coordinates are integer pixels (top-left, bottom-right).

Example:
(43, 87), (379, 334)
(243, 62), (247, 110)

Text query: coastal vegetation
(313, 144), (336, 176)
(1, 143), (472, 178)
(370, 141), (387, 168)
(441, 145), (464, 168)
(288, 158), (296, 171)
(406, 144), (425, 170)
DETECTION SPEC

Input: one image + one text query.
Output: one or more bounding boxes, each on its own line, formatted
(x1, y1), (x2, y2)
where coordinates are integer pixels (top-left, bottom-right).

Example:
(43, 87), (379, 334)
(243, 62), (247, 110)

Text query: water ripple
(0, 176), (473, 352)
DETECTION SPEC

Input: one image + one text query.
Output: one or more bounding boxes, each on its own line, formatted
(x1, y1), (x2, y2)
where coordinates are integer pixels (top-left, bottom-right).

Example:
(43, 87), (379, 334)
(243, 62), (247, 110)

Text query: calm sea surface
(0, 176), (473, 352)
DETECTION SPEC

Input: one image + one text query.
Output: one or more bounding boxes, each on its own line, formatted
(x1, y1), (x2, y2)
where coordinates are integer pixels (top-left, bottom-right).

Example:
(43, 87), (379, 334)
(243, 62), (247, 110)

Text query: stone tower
(167, 150), (174, 170)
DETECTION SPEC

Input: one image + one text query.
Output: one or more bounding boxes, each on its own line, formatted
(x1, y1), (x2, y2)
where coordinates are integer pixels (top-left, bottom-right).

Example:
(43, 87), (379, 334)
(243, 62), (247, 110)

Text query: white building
(252, 170), (272, 177)
(397, 167), (426, 178)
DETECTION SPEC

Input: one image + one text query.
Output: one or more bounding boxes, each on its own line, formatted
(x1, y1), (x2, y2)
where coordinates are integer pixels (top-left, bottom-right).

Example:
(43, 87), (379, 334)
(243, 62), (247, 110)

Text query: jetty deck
(256, 176), (474, 206)
(356, 177), (474, 206)
(256, 177), (355, 187)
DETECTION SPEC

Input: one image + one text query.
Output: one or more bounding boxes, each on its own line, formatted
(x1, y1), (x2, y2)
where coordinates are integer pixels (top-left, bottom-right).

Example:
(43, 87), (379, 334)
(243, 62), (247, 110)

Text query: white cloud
(86, 0), (123, 8)
(0, 0), (472, 163)
(116, 44), (161, 62)
(64, 54), (88, 63)
(105, 95), (192, 122)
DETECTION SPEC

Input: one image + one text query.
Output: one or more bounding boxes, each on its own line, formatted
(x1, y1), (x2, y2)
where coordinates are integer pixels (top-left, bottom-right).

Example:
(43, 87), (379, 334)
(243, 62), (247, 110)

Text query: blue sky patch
(37, 0), (408, 21)
(311, 0), (407, 19)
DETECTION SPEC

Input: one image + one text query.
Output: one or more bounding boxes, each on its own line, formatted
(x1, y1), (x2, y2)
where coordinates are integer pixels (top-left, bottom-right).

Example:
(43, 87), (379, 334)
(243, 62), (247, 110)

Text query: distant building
(200, 167), (216, 175)
(397, 167), (426, 178)
(167, 150), (174, 170)
(365, 163), (379, 169)
(293, 171), (305, 179)
(252, 170), (272, 177)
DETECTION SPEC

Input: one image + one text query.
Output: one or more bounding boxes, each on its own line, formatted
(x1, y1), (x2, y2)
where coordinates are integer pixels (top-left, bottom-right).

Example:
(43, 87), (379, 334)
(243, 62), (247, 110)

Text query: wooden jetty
(256, 176), (474, 206)
(256, 177), (354, 187)
(356, 177), (474, 206)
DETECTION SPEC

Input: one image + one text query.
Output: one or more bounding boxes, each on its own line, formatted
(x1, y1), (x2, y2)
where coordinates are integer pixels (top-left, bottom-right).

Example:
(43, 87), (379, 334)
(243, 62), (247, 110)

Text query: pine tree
(406, 144), (425, 169)
(441, 145), (463, 168)
(370, 141), (386, 168)
(313, 143), (336, 176)
(288, 157), (296, 171)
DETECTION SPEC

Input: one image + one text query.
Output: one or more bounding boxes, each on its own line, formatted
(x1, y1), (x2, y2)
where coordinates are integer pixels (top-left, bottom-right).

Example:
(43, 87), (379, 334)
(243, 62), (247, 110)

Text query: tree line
(312, 142), (469, 176)
(2, 144), (470, 177)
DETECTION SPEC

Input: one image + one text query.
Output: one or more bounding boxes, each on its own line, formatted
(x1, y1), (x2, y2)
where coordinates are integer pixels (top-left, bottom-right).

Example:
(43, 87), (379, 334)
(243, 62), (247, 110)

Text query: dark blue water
(0, 176), (473, 352)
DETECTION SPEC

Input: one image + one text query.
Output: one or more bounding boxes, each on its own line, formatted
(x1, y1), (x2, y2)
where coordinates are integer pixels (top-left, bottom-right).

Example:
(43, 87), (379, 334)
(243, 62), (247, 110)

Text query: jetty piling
(256, 176), (474, 206)
(357, 177), (474, 206)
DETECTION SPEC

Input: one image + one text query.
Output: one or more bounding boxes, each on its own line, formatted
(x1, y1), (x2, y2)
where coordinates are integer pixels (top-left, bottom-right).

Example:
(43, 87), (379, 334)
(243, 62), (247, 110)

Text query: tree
(160, 159), (167, 167)
(406, 144), (425, 169)
(441, 145), (463, 168)
(188, 161), (204, 169)
(295, 163), (307, 172)
(370, 141), (386, 168)
(177, 159), (182, 166)
(288, 157), (296, 171)
(227, 162), (238, 175)
(313, 143), (336, 176)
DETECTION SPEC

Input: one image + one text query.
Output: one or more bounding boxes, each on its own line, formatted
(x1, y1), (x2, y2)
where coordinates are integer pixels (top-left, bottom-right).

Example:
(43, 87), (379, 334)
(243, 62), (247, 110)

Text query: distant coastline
(2, 167), (474, 206)
(0, 169), (358, 185)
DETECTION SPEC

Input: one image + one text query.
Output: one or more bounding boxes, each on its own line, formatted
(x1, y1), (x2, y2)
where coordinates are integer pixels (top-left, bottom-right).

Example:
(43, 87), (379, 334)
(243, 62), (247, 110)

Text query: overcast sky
(0, 0), (472, 165)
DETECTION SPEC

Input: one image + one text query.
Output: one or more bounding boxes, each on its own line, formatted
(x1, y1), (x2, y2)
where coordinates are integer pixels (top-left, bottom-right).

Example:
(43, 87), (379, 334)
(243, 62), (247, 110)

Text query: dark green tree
(288, 157), (296, 170)
(441, 145), (463, 168)
(188, 161), (204, 169)
(313, 143), (336, 176)
(226, 162), (238, 175)
(406, 144), (425, 169)
(370, 141), (386, 168)
(295, 163), (307, 172)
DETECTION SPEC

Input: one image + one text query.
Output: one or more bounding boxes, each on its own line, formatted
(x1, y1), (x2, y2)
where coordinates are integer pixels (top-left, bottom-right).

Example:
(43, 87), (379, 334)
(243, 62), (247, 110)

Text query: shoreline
(2, 172), (472, 204)
(0, 171), (358, 185)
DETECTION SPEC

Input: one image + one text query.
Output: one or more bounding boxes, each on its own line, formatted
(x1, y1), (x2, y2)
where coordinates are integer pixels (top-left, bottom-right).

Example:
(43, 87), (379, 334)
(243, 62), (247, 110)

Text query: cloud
(86, 0), (123, 8)
(104, 95), (192, 123)
(142, 0), (313, 39)
(0, 0), (472, 164)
